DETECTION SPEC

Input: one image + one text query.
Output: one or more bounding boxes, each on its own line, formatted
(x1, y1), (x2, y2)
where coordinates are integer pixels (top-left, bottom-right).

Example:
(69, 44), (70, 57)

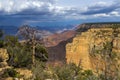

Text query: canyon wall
(66, 27), (120, 71)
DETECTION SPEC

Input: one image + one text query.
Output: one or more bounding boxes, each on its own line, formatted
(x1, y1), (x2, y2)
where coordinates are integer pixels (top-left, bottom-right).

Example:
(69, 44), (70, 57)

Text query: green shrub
(0, 29), (3, 38)
(4, 35), (19, 47)
(3, 35), (32, 68)
(35, 44), (48, 62)
(33, 60), (51, 80)
(7, 46), (32, 68)
(2, 68), (21, 78)
(0, 40), (4, 48)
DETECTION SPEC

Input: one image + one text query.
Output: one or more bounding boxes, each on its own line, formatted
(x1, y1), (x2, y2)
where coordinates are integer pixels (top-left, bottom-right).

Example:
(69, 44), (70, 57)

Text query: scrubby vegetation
(0, 25), (120, 80)
(1, 68), (21, 78)
(92, 41), (120, 80)
(33, 61), (96, 80)
(33, 61), (120, 80)
(0, 28), (48, 79)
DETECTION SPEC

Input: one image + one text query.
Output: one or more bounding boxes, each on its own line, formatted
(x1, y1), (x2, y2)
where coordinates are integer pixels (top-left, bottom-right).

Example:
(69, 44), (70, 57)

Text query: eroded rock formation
(66, 28), (120, 71)
(0, 48), (9, 69)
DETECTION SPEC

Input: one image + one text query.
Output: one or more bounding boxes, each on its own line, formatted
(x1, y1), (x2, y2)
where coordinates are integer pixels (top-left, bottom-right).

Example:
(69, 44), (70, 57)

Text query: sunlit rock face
(0, 48), (9, 68)
(66, 28), (120, 71)
(0, 48), (9, 62)
(66, 34), (92, 70)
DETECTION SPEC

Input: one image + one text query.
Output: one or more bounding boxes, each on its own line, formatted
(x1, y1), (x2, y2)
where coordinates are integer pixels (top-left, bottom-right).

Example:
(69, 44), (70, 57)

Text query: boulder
(0, 48), (9, 62)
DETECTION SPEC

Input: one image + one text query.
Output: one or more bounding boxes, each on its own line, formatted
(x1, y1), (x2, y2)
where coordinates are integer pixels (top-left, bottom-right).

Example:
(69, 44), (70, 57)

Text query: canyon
(47, 23), (120, 72)
(11, 23), (120, 70)
(1, 23), (120, 79)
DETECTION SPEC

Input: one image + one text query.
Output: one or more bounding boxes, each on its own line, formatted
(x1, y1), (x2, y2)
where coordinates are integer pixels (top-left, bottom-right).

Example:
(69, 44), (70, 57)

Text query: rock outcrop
(0, 48), (9, 62)
(66, 34), (92, 70)
(0, 48), (9, 69)
(66, 27), (120, 71)
(0, 48), (33, 79)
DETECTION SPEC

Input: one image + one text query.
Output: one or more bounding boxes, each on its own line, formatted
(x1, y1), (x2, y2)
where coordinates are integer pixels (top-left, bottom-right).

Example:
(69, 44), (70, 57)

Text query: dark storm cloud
(0, 0), (120, 26)
(14, 9), (52, 16)
(81, 2), (120, 15)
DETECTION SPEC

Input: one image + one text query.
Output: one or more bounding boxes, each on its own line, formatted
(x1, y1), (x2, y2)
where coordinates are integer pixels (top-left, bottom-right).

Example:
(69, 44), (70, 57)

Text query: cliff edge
(66, 27), (120, 71)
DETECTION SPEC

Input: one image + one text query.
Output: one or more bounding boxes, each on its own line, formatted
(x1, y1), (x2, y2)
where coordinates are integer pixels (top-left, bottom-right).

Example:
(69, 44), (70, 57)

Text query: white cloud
(94, 11), (120, 17)
(0, 0), (55, 14)
(110, 11), (120, 16)
(0, 2), (1, 9)
(0, 0), (14, 13)
(96, 1), (107, 5)
(94, 13), (110, 17)
(0, 0), (120, 21)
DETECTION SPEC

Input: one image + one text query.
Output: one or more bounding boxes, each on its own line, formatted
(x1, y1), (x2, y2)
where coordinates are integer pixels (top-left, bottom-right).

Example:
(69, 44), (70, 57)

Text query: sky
(0, 0), (120, 26)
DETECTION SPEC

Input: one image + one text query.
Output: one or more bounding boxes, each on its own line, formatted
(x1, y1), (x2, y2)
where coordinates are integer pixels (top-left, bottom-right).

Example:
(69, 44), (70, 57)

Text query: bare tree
(17, 25), (40, 65)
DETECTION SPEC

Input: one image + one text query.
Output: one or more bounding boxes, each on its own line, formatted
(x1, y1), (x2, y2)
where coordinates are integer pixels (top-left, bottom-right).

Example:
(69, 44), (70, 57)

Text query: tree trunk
(32, 31), (35, 65)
